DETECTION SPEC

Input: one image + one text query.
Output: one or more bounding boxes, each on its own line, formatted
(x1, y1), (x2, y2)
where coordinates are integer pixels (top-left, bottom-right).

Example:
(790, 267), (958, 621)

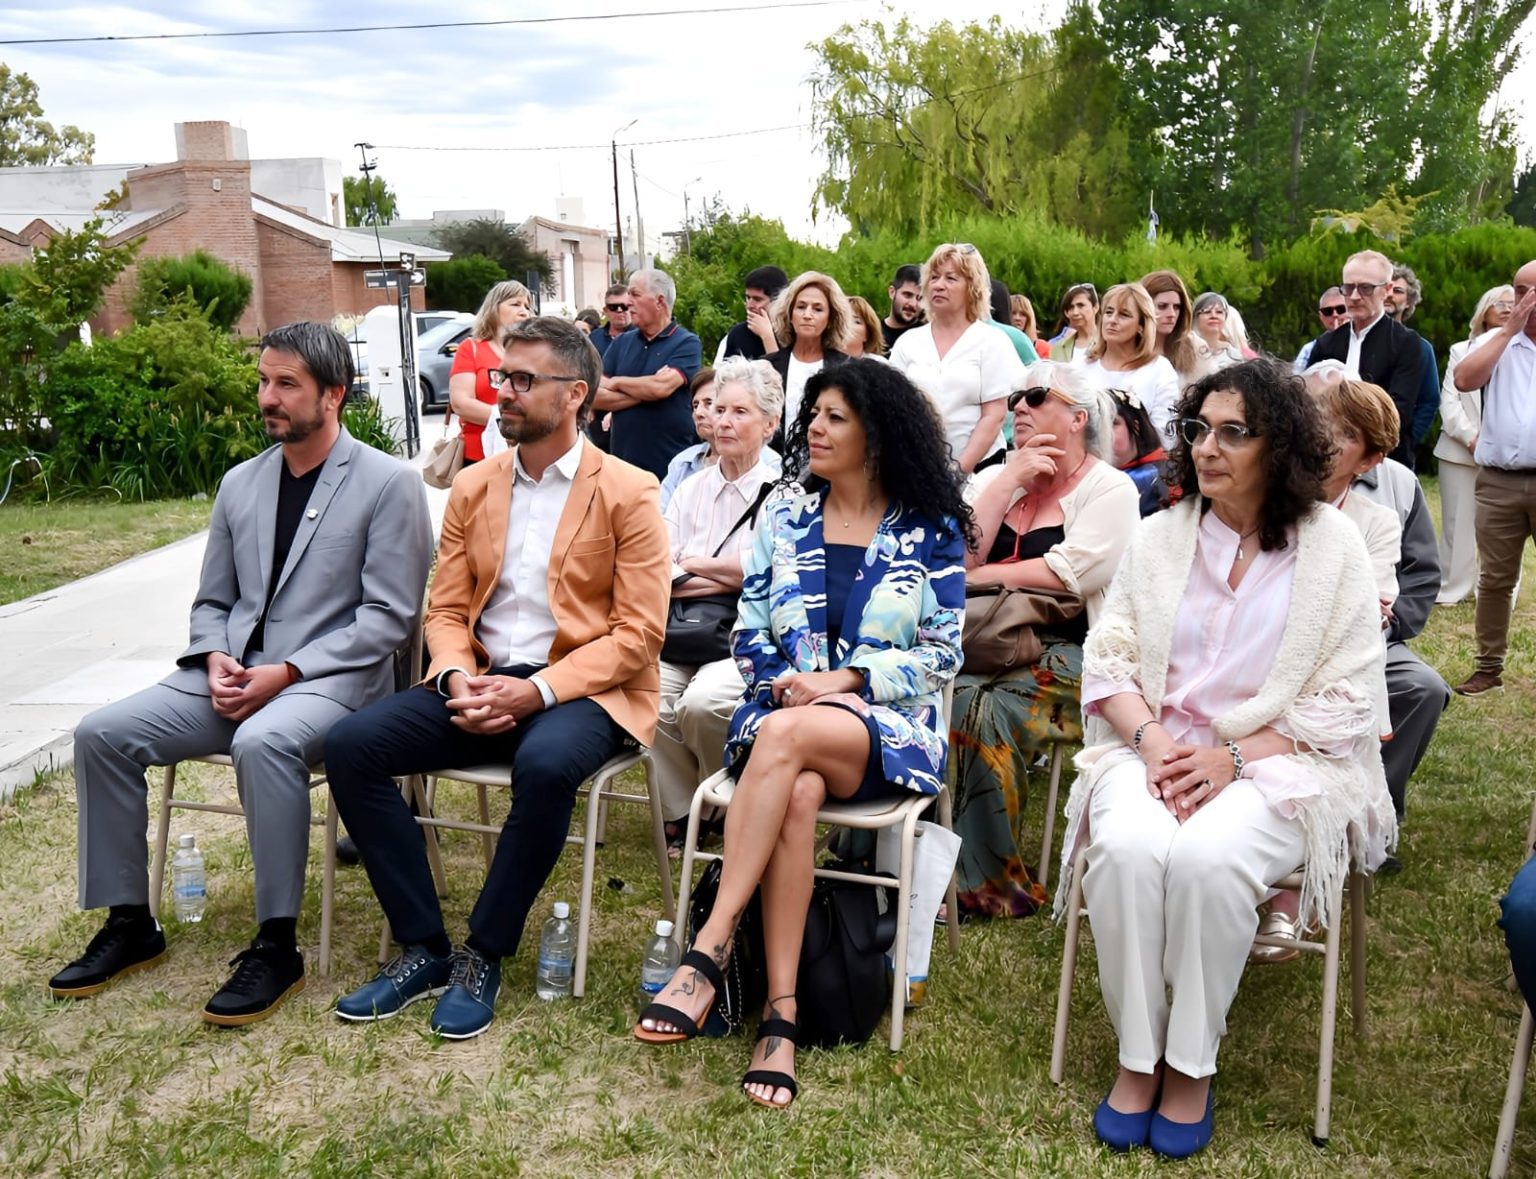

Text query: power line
(374, 124), (809, 154)
(0, 1), (864, 45)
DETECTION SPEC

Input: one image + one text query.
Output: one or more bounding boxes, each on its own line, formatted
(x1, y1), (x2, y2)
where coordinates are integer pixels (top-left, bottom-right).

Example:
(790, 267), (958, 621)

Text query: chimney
(173, 121), (248, 162)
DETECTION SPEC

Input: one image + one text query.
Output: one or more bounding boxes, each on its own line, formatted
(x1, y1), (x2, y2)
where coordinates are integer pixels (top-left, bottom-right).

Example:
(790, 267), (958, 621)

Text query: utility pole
(354, 142), (386, 272)
(683, 176), (702, 256)
(630, 149), (646, 270)
(611, 120), (636, 280)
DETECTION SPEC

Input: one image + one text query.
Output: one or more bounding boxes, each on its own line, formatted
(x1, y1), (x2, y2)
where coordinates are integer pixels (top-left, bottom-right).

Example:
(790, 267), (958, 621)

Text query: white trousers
(1438, 459), (1479, 605)
(652, 657), (746, 822)
(1082, 755), (1306, 1078)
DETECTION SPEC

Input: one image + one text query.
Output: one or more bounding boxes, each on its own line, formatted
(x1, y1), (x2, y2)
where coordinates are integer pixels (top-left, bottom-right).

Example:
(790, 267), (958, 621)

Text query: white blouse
(890, 321), (1028, 466)
(1081, 355), (1182, 437)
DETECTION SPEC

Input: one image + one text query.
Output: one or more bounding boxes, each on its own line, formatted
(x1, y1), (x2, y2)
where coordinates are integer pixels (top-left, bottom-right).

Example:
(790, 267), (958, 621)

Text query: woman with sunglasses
(1434, 284), (1517, 604)
(889, 243), (1028, 473)
(1047, 283), (1100, 363)
(1082, 283), (1183, 437)
(949, 361), (1138, 918)
(1056, 359), (1394, 1158)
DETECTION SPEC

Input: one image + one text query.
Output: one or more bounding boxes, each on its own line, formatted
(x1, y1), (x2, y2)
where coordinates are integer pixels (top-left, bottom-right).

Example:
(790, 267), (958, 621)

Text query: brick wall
(256, 218), (337, 328)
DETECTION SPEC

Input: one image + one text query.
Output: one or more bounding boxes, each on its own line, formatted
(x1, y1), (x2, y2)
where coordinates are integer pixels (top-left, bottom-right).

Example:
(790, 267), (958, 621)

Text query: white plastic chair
(1036, 742), (1070, 890)
(671, 685), (961, 1052)
(148, 755), (339, 974)
(386, 749), (674, 998)
(1050, 845), (1369, 1147)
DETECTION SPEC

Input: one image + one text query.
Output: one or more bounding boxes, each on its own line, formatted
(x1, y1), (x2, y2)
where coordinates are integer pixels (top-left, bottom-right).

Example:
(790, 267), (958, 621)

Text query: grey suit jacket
(166, 428), (433, 711)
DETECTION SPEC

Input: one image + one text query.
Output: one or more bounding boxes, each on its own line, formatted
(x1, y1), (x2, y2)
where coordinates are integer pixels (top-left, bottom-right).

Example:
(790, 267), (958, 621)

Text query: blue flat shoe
(1094, 1091), (1156, 1152)
(1149, 1086), (1215, 1159)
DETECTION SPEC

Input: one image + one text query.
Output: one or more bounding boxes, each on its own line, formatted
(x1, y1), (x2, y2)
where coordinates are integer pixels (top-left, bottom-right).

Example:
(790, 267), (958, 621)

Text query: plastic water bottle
(535, 901), (574, 1000)
(638, 919), (680, 1010)
(172, 833), (207, 923)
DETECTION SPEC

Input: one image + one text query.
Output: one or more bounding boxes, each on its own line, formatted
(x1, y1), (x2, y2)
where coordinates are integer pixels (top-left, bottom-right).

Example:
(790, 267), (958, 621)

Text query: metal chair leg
(1050, 848), (1087, 1084)
(1349, 871), (1369, 1038)
(1037, 744), (1065, 890)
(938, 785), (961, 954)
(319, 802), (337, 977)
(476, 782), (494, 871)
(1313, 879), (1346, 1148)
(888, 805), (920, 1052)
(573, 773), (605, 999)
(148, 764), (177, 920)
(672, 782), (713, 952)
(1492, 1004), (1536, 1179)
(641, 755), (676, 922)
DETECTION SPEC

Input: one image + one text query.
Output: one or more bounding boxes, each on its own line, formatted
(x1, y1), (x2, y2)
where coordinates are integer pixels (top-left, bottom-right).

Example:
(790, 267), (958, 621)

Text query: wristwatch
(1225, 739), (1246, 778)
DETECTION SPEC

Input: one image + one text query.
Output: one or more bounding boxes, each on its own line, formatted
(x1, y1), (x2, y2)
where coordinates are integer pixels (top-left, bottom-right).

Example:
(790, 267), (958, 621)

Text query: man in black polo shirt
(713, 265), (787, 363)
(882, 263), (924, 352)
(594, 268), (702, 480)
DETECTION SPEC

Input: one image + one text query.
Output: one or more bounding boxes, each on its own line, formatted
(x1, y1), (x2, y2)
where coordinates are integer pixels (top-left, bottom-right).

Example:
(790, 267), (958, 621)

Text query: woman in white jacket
(1434, 285), (1515, 604)
(1059, 358), (1394, 1159)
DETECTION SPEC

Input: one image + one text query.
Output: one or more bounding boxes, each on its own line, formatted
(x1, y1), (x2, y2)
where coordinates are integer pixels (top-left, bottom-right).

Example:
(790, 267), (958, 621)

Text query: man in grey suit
(47, 322), (432, 1026)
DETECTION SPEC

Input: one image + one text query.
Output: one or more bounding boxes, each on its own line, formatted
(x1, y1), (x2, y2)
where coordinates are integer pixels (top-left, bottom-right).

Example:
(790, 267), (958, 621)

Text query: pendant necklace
(1235, 526), (1261, 562)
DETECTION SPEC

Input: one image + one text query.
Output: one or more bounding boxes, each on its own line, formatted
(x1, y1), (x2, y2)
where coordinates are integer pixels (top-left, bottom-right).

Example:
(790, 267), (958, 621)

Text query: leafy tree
(425, 255), (507, 312)
(343, 174), (398, 226)
(1099, 0), (1535, 257)
(1509, 163), (1536, 229)
(431, 218), (552, 291)
(129, 249), (253, 333)
(0, 63), (94, 166)
(809, 12), (1140, 239)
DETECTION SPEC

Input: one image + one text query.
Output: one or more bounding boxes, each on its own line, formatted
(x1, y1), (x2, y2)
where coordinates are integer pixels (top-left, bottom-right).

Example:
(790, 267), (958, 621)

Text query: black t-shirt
(719, 321), (769, 362)
(245, 461), (324, 659)
(881, 320), (915, 351)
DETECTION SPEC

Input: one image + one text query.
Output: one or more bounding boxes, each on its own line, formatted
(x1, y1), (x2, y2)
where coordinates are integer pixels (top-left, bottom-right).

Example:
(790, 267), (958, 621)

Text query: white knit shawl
(1054, 498), (1398, 929)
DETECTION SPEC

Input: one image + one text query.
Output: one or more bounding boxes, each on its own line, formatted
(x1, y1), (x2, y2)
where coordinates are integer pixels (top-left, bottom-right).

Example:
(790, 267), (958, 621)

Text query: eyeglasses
(1320, 305), (1348, 317)
(1338, 282), (1383, 296)
(1170, 417), (1260, 449)
(604, 302), (630, 313)
(1007, 386), (1067, 411)
(1493, 301), (1515, 312)
(488, 369), (583, 393)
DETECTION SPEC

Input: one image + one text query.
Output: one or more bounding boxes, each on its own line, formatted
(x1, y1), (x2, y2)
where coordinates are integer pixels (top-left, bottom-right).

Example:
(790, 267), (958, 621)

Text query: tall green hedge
(665, 212), (1536, 366)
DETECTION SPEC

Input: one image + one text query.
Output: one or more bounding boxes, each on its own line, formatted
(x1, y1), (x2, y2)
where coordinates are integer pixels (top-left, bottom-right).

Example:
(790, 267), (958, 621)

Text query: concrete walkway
(0, 457), (448, 802)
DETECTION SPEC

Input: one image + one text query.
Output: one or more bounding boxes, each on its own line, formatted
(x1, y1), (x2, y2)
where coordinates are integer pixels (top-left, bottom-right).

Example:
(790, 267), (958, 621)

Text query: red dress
(449, 337), (499, 461)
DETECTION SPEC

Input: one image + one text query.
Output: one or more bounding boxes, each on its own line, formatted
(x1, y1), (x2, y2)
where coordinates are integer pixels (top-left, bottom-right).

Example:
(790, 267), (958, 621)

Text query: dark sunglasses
(1320, 304), (1348, 317)
(604, 302), (630, 312)
(1007, 386), (1055, 411)
(1338, 282), (1383, 296)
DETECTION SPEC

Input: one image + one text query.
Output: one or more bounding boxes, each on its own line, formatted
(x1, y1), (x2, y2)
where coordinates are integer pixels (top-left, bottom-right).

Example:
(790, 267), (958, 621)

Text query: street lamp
(611, 119), (638, 279)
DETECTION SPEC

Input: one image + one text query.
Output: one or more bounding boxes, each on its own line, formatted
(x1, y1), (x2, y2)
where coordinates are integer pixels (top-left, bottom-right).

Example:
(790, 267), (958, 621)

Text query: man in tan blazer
(326, 316), (670, 1039)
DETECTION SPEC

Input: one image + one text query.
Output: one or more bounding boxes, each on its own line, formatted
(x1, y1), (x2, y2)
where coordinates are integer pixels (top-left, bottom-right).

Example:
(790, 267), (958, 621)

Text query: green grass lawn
(2, 483), (1534, 1176)
(0, 498), (213, 607)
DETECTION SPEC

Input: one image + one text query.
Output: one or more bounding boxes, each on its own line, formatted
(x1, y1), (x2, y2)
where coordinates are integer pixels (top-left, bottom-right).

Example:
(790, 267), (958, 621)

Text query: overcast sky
(2, 1), (1532, 248)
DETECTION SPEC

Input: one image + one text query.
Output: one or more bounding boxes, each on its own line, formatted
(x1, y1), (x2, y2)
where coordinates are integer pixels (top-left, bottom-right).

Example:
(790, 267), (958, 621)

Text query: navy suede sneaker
(429, 947), (500, 1040)
(335, 945), (452, 1022)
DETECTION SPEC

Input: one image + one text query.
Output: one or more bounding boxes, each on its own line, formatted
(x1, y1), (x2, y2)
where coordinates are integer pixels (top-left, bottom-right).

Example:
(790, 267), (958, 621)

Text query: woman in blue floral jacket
(635, 359), (973, 1109)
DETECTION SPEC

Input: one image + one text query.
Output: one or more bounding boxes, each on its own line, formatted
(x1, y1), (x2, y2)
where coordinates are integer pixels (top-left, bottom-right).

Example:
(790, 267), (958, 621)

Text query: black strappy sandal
(632, 949), (724, 1044)
(741, 1017), (800, 1109)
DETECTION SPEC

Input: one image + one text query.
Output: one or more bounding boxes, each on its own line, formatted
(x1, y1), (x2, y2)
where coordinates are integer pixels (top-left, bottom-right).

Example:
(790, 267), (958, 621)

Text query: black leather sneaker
(48, 915), (168, 998)
(202, 937), (305, 1027)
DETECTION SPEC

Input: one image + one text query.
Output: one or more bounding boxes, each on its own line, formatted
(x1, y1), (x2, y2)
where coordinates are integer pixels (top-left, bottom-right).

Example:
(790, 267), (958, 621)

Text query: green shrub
(426, 255), (507, 312)
(129, 249), (254, 333)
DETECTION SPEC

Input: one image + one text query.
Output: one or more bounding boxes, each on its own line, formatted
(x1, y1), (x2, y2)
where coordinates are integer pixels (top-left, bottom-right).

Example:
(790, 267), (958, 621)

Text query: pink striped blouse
(1083, 509), (1345, 811)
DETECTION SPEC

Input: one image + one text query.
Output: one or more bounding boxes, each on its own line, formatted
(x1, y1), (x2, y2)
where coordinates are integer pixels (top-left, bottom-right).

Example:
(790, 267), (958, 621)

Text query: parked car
(416, 318), (475, 413)
(345, 308), (470, 399)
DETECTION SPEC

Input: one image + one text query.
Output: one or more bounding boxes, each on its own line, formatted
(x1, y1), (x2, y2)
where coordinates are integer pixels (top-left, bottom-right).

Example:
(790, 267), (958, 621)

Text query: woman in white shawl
(1060, 358), (1394, 1159)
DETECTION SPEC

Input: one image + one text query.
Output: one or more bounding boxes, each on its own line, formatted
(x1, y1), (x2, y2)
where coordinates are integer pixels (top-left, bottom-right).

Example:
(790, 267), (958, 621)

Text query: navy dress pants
(325, 666), (624, 960)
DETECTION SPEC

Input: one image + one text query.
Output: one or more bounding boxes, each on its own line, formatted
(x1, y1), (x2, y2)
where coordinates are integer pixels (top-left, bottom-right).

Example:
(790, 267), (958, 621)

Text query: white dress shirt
(1346, 312), (1385, 376)
(664, 453), (778, 578)
(1474, 330), (1536, 470)
(889, 320), (1027, 465)
(471, 435), (586, 705)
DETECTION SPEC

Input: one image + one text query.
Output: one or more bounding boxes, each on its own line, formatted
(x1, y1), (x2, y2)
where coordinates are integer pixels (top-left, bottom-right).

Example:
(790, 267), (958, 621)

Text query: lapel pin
(306, 509), (318, 519)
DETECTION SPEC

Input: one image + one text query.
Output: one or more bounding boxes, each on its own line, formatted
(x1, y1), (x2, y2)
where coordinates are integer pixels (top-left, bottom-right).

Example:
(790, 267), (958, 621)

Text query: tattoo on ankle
(708, 942), (729, 968)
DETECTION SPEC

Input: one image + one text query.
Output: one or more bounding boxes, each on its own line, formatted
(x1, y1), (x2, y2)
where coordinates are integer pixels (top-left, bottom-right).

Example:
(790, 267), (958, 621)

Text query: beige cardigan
(1054, 499), (1397, 929)
(968, 459), (1141, 623)
(1434, 336), (1484, 467)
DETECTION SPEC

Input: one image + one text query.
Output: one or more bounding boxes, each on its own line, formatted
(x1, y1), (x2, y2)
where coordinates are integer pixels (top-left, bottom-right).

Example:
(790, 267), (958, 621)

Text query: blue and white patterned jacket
(724, 488), (967, 795)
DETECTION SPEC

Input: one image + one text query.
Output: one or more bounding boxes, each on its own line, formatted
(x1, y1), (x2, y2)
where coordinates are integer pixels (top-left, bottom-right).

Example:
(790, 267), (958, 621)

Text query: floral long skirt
(949, 637), (1083, 918)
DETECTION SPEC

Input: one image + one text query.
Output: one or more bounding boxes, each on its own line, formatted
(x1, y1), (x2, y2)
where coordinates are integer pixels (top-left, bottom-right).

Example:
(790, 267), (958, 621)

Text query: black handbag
(686, 859), (767, 1035)
(796, 863), (898, 1048)
(660, 482), (775, 665)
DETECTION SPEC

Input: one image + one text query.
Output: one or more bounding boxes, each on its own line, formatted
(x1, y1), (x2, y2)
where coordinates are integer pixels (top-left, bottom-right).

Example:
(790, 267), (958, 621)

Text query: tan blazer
(424, 442), (671, 745)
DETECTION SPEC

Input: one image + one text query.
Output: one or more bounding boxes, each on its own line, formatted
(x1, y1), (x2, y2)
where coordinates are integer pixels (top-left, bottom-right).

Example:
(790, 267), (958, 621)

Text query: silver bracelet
(1134, 721), (1157, 752)
(1225, 739), (1246, 777)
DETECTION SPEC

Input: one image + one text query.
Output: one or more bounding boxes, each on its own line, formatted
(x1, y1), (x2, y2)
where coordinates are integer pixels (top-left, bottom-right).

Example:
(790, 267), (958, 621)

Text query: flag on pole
(1146, 192), (1159, 244)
